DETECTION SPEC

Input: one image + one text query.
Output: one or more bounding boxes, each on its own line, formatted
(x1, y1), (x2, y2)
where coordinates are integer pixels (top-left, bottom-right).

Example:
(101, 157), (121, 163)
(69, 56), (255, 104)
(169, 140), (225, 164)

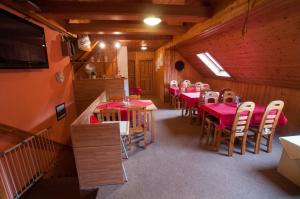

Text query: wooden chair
(204, 91), (219, 104)
(200, 83), (211, 92)
(218, 88), (232, 102)
(249, 100), (284, 154)
(170, 80), (178, 87)
(126, 95), (141, 100)
(97, 108), (129, 159)
(108, 95), (123, 102)
(216, 102), (255, 156)
(223, 91), (236, 103)
(127, 106), (147, 150)
(181, 80), (191, 87)
(194, 82), (203, 92)
(98, 108), (122, 121)
(201, 92), (220, 145)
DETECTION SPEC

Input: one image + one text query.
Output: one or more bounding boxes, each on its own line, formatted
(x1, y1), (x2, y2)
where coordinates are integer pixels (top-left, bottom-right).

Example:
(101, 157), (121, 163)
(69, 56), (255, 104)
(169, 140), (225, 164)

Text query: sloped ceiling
(174, 0), (300, 89)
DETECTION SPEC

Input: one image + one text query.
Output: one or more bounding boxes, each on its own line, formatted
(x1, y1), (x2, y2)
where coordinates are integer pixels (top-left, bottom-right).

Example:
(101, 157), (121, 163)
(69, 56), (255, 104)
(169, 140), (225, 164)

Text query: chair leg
(241, 134), (247, 155)
(228, 134), (235, 157)
(181, 101), (185, 117)
(143, 130), (147, 149)
(254, 133), (261, 154)
(212, 126), (218, 149)
(122, 162), (128, 182)
(128, 134), (132, 151)
(215, 129), (222, 152)
(120, 136), (128, 159)
(206, 122), (212, 145)
(267, 133), (274, 153)
(177, 97), (181, 109)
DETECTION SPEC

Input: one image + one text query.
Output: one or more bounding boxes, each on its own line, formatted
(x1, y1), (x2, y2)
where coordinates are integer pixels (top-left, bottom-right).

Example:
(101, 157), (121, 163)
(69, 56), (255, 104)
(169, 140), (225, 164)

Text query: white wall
(117, 46), (128, 78)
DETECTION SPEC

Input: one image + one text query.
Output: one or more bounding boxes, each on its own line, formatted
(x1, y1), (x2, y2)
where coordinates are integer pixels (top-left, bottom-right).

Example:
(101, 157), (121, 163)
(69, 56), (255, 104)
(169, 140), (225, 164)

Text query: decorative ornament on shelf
(77, 35), (91, 51)
(55, 71), (65, 83)
(175, 60), (184, 72)
(84, 63), (97, 79)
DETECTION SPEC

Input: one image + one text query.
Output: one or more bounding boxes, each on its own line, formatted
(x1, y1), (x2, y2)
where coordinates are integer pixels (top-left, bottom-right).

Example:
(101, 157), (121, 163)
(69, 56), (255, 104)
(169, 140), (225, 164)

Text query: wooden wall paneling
(128, 59), (135, 88)
(175, 0), (300, 89)
(139, 60), (154, 95)
(162, 48), (203, 102)
(73, 79), (125, 114)
(128, 51), (155, 92)
(205, 78), (300, 134)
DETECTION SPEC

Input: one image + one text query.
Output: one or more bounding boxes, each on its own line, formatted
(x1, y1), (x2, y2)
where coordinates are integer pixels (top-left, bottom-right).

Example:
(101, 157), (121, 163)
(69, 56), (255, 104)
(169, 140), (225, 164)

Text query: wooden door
(139, 60), (153, 95)
(128, 60), (135, 88)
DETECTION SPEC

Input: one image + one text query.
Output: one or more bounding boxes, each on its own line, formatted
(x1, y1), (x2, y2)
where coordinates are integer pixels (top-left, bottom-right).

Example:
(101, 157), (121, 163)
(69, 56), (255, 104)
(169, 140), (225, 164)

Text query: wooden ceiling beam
(90, 34), (172, 41)
(66, 23), (187, 35)
(38, 1), (212, 23)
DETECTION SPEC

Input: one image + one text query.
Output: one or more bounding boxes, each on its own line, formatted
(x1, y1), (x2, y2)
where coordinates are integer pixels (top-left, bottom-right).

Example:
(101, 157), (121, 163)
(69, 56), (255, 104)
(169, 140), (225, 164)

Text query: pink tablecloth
(95, 100), (152, 120)
(169, 86), (198, 97)
(198, 103), (288, 129)
(180, 92), (200, 108)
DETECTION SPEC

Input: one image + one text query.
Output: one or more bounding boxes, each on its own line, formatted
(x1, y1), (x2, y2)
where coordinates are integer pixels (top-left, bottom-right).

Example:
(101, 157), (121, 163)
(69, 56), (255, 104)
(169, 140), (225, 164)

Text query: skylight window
(197, 52), (231, 77)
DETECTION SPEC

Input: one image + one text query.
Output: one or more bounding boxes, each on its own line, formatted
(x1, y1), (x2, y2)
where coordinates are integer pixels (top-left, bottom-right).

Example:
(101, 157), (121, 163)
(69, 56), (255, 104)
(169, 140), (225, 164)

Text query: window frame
(197, 52), (231, 78)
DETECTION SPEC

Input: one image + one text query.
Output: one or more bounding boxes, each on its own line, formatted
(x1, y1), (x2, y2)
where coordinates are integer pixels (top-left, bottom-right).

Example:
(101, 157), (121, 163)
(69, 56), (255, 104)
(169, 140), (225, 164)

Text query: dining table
(180, 92), (201, 117)
(93, 100), (158, 143)
(198, 103), (288, 134)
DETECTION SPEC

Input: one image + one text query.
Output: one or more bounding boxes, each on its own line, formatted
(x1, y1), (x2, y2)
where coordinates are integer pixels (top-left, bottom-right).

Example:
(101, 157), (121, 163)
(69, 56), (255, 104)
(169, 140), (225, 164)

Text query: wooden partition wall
(71, 91), (123, 189)
(73, 78), (128, 114)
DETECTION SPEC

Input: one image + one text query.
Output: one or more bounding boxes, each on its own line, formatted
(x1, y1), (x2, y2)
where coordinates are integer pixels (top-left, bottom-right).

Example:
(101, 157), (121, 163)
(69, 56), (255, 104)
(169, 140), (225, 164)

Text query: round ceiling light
(114, 41), (121, 49)
(143, 16), (161, 26)
(99, 41), (106, 49)
(141, 46), (148, 51)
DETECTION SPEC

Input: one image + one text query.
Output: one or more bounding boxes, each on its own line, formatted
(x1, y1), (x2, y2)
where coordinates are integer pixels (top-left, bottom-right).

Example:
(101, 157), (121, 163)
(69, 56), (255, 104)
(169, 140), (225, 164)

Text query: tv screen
(0, 9), (48, 69)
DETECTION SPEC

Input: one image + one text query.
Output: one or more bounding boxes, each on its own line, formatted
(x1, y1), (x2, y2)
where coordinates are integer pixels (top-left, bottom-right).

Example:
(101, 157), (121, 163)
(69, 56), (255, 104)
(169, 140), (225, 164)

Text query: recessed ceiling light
(113, 31), (122, 35)
(141, 46), (148, 51)
(99, 41), (106, 49)
(114, 41), (121, 49)
(143, 16), (161, 26)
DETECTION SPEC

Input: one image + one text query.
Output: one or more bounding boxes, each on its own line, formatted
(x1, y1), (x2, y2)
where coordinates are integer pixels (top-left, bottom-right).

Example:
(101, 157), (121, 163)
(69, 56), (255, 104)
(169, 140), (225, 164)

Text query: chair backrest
(232, 102), (255, 135)
(108, 95), (123, 102)
(127, 106), (147, 133)
(170, 80), (178, 87)
(200, 83), (210, 92)
(181, 80), (191, 87)
(204, 91), (219, 104)
(194, 82), (203, 91)
(126, 95), (141, 100)
(218, 88), (232, 102)
(223, 91), (236, 103)
(258, 100), (284, 134)
(98, 108), (121, 121)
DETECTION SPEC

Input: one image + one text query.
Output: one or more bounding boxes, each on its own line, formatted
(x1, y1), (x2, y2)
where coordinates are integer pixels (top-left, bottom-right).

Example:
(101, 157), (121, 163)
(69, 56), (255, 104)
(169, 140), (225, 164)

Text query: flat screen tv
(0, 9), (48, 69)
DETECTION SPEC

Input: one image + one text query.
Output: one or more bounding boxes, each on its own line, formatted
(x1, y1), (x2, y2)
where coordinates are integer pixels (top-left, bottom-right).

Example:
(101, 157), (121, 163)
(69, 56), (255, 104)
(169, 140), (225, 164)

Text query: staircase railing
(0, 127), (61, 199)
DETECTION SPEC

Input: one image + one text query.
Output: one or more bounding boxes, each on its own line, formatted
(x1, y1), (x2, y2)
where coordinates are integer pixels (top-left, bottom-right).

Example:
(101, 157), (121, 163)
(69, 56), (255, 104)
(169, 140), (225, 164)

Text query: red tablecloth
(169, 87), (180, 96)
(198, 103), (288, 129)
(130, 87), (143, 95)
(90, 115), (100, 124)
(95, 100), (152, 120)
(180, 92), (200, 108)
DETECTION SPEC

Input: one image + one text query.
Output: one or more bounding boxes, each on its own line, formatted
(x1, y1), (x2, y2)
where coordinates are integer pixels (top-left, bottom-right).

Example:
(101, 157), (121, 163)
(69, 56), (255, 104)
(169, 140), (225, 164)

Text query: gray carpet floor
(97, 107), (300, 199)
